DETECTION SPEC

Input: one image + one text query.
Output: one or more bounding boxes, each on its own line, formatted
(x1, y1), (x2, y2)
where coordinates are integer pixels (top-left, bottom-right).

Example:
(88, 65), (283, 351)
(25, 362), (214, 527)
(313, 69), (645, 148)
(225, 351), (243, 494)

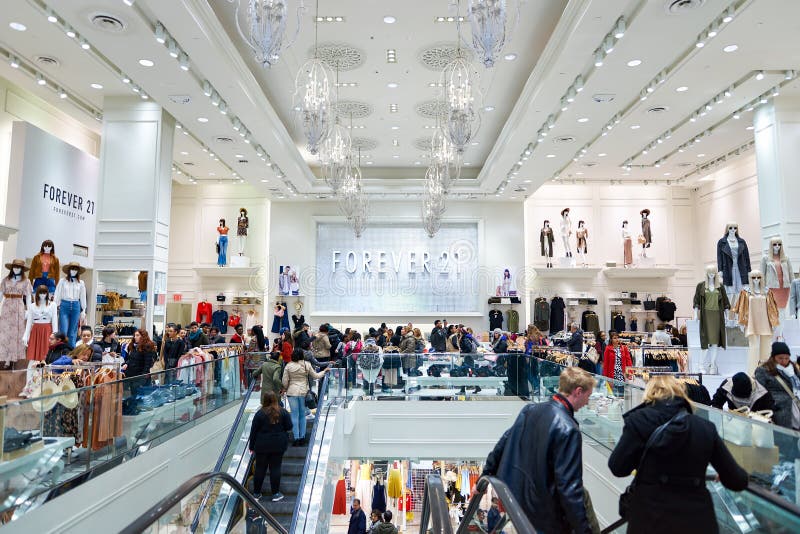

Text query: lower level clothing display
(506, 309), (519, 333)
(581, 310), (599, 333)
(355, 463), (373, 512)
(387, 467), (403, 499)
(372, 481), (387, 512)
(332, 478), (348, 514)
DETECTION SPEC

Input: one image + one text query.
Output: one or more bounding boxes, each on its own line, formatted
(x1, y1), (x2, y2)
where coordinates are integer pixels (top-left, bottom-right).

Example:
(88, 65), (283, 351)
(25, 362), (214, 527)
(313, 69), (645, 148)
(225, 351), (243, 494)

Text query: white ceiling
(0, 0), (798, 201)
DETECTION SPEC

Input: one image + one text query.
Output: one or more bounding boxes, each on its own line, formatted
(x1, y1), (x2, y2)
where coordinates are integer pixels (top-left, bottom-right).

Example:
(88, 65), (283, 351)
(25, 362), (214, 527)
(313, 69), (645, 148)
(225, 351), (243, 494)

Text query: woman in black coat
(124, 329), (157, 378)
(608, 376), (747, 534)
(249, 391), (293, 500)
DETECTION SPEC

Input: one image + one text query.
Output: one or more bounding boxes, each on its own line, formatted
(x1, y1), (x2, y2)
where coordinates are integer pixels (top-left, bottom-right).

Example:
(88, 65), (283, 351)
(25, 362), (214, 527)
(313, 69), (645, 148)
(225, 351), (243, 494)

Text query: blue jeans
(218, 235), (228, 266)
(287, 395), (306, 440)
(59, 300), (81, 348)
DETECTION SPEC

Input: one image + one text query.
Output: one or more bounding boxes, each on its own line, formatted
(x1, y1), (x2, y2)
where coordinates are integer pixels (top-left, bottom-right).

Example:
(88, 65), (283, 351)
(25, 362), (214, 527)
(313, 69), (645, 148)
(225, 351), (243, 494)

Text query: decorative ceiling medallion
(417, 43), (472, 71)
(334, 100), (373, 119)
(89, 12), (127, 33)
(554, 135), (575, 144)
(646, 106), (669, 114)
(350, 137), (378, 151)
(415, 100), (449, 119)
(414, 137), (433, 151)
(313, 42), (365, 71)
(34, 55), (60, 68)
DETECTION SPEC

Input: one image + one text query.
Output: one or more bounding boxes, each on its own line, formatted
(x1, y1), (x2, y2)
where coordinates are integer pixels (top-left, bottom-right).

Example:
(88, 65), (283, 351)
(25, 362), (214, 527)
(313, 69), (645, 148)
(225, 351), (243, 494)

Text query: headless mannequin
(576, 221), (588, 267)
(761, 238), (792, 340)
(622, 221), (633, 268)
(694, 267), (723, 374)
(541, 221), (553, 268)
(560, 209), (572, 258)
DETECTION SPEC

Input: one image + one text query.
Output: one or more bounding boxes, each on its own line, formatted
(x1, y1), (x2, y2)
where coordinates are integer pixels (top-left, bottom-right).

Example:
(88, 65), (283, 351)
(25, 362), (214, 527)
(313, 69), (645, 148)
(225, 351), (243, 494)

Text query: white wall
(524, 183), (699, 331)
(268, 200), (526, 335)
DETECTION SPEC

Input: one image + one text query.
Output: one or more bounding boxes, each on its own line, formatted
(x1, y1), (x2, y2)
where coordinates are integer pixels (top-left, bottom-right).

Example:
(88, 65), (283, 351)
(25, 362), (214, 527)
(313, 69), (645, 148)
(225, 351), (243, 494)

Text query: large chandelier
(421, 163), (447, 238)
(294, 57), (333, 155)
(319, 121), (350, 193)
(465, 0), (520, 68)
(441, 53), (481, 154)
(228, 0), (305, 67)
(430, 124), (458, 191)
(338, 152), (368, 237)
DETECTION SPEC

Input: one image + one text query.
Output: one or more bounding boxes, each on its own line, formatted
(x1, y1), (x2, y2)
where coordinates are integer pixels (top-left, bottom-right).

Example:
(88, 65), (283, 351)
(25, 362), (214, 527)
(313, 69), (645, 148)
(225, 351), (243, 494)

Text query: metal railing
(419, 474), (454, 534)
(455, 476), (535, 534)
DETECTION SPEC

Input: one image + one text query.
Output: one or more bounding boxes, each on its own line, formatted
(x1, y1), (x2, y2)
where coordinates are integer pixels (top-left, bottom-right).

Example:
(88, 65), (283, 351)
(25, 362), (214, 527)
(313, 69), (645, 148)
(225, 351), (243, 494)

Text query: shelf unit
(534, 267), (602, 279)
(603, 267), (678, 279)
(193, 266), (262, 278)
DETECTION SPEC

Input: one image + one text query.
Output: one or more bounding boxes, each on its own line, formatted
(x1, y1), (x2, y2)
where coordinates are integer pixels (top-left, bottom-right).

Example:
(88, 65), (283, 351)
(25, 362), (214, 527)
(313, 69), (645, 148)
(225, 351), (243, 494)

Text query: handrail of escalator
(455, 475), (535, 534)
(745, 481), (800, 516)
(419, 474), (454, 534)
(119, 471), (288, 534)
(189, 379), (257, 532)
(289, 372), (331, 533)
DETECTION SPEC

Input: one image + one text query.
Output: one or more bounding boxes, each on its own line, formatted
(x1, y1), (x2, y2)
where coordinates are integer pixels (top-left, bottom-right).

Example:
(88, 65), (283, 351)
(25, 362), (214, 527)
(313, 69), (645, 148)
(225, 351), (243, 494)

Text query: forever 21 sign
(42, 183), (96, 220)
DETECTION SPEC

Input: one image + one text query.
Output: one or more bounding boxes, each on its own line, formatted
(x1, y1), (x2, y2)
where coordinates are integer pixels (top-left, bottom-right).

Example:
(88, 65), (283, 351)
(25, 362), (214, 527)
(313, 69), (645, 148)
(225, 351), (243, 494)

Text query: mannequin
(279, 266), (290, 295)
(540, 220), (554, 268)
(29, 239), (60, 294)
(693, 266), (730, 374)
(717, 222), (751, 309)
(217, 218), (229, 267)
(22, 285), (58, 361)
(640, 209), (652, 257)
(559, 208), (572, 258)
(54, 261), (87, 349)
(621, 220), (633, 268)
(237, 208), (249, 256)
(732, 270), (779, 374)
(0, 259), (32, 367)
(576, 220), (588, 267)
(289, 266), (300, 296)
(761, 237), (793, 339)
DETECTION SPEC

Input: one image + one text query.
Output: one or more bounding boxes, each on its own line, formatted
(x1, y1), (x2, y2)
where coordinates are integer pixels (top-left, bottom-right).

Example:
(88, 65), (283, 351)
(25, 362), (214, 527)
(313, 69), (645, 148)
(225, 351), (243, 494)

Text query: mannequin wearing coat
(717, 222), (750, 311)
(732, 271), (779, 374)
(693, 267), (730, 375)
(540, 220), (554, 268)
(761, 237), (793, 339)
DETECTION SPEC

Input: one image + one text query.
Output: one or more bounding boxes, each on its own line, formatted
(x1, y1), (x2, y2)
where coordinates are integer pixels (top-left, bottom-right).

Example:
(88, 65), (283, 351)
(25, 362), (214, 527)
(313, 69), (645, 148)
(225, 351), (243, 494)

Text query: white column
(93, 97), (175, 330)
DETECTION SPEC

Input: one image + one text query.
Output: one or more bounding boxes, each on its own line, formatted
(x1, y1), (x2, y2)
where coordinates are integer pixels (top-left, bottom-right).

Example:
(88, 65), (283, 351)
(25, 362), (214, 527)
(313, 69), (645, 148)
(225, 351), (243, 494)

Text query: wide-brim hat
(30, 380), (59, 412)
(4, 259), (29, 272)
(560, 208), (570, 216)
(62, 262), (86, 275)
(640, 208), (651, 216)
(239, 207), (248, 215)
(59, 377), (79, 409)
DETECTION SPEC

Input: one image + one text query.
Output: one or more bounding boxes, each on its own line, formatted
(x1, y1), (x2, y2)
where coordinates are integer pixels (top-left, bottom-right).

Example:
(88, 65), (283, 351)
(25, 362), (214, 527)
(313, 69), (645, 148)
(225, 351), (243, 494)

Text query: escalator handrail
(419, 474), (454, 534)
(455, 475), (535, 534)
(119, 471), (288, 534)
(289, 372), (331, 534)
(745, 481), (800, 517)
(190, 379), (257, 532)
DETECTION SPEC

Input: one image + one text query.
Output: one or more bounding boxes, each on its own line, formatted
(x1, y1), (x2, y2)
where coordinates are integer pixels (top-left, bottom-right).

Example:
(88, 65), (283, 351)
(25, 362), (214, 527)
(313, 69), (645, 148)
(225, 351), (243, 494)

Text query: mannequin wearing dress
(640, 209), (652, 257)
(622, 221), (633, 267)
(693, 267), (729, 374)
(732, 271), (779, 375)
(761, 237), (793, 340)
(560, 209), (572, 258)
(576, 220), (589, 267)
(217, 219), (229, 267)
(237, 208), (249, 256)
(0, 260), (32, 367)
(540, 221), (554, 268)
(22, 286), (58, 361)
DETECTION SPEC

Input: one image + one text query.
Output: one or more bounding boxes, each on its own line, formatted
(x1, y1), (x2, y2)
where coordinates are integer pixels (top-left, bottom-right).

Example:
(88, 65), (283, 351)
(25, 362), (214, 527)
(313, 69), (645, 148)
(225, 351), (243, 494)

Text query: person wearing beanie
(755, 342), (800, 429)
(711, 371), (774, 413)
(491, 328), (508, 354)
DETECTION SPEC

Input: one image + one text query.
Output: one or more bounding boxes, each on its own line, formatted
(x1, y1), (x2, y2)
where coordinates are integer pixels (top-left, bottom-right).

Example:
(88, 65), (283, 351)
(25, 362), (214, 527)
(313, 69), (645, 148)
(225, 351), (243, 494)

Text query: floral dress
(0, 277), (32, 363)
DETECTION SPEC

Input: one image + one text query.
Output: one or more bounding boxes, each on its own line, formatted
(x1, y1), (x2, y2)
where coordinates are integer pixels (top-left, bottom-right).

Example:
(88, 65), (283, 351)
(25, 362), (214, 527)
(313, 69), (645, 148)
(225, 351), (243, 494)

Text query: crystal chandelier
(319, 121), (350, 193)
(338, 152), (369, 237)
(421, 163), (448, 238)
(228, 0), (305, 67)
(294, 57), (333, 155)
(465, 0), (520, 68)
(430, 124), (458, 191)
(441, 53), (481, 154)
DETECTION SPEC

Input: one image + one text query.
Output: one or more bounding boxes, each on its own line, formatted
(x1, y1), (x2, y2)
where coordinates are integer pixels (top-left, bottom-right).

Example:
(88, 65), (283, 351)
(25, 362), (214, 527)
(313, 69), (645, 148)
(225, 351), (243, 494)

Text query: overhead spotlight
(167, 40), (179, 58)
(178, 53), (190, 71)
(614, 17), (626, 39)
(646, 84), (654, 94)
(80, 38), (91, 50)
(603, 35), (615, 54)
(755, 70), (764, 81)
(121, 75), (130, 83)
(722, 6), (735, 23)
(772, 86), (780, 97)
(211, 92), (220, 106)
(9, 56), (19, 69)
(560, 97), (569, 111)
(35, 73), (46, 86)
(614, 114), (621, 124)
(46, 9), (58, 23)
(639, 89), (648, 101)
(656, 71), (666, 84)
(154, 22), (167, 44)
(707, 22), (719, 38)
(705, 103), (713, 111)
(58, 87), (67, 99)
(232, 118), (242, 131)
(219, 101), (228, 115)
(132, 84), (140, 93)
(695, 32), (706, 48)
(665, 130), (672, 139)
(141, 93), (149, 100)
(123, 0), (136, 5)
(732, 111), (741, 119)
(65, 26), (76, 38)
(546, 115), (555, 129)
(785, 70), (796, 80)
(566, 87), (576, 103)
(715, 94), (724, 105)
(574, 75), (584, 93)
(760, 94), (768, 104)
(594, 49), (604, 67)
(724, 86), (733, 98)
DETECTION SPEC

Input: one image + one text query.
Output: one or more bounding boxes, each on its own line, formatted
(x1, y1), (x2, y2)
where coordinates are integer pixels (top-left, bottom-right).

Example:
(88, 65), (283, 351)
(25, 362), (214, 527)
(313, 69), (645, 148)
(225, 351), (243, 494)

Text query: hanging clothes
(534, 298), (550, 332)
(372, 481), (387, 512)
(387, 468), (403, 499)
(506, 309), (519, 333)
(356, 464), (373, 512)
(332, 478), (348, 514)
(196, 301), (212, 324)
(211, 309), (229, 333)
(612, 313), (626, 333)
(460, 468), (471, 498)
(581, 310), (599, 333)
(549, 297), (565, 334)
(489, 309), (503, 330)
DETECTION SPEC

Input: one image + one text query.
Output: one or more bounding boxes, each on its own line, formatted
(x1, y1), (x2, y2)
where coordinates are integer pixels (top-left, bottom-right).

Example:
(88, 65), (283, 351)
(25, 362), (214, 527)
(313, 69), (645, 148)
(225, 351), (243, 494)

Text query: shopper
(187, 321), (209, 348)
(75, 325), (94, 347)
(566, 322), (584, 355)
(430, 320), (447, 352)
(230, 324), (246, 346)
(45, 331), (70, 364)
(91, 325), (122, 362)
(711, 371), (774, 412)
(468, 509), (488, 533)
(594, 331), (608, 375)
(348, 499), (367, 534)
(374, 511), (398, 534)
(754, 342), (800, 430)
(651, 324), (672, 345)
(487, 498), (501, 533)
(251, 325), (267, 351)
(608, 375), (748, 533)
(252, 351), (283, 398)
(312, 324), (332, 361)
(277, 328), (294, 363)
(490, 328), (508, 353)
(345, 332), (363, 387)
(603, 331), (633, 382)
(294, 323), (312, 348)
(208, 326), (225, 344)
(248, 390), (292, 501)
(367, 511), (381, 534)
(446, 325), (460, 353)
(413, 327), (426, 353)
(124, 329), (157, 378)
(282, 348), (329, 446)
(483, 367), (597, 533)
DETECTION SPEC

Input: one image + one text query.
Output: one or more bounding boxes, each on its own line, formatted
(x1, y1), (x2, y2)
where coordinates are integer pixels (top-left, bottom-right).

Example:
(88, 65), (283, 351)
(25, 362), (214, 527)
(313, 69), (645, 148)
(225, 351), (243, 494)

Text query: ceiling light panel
(386, 49), (397, 63)
(315, 16), (345, 22)
(434, 16), (466, 23)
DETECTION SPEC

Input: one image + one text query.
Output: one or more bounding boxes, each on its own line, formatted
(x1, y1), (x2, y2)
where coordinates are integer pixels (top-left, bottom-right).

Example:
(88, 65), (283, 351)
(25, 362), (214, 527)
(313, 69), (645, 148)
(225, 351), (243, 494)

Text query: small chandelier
(339, 152), (369, 237)
(441, 53), (481, 154)
(228, 0), (305, 67)
(293, 57), (333, 155)
(465, 0), (520, 68)
(421, 163), (447, 238)
(319, 121), (351, 193)
(430, 124), (458, 191)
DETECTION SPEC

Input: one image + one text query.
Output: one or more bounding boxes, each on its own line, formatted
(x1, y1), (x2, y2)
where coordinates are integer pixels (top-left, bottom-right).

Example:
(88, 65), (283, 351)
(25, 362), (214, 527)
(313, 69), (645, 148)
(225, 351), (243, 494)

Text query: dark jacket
(491, 336), (508, 354)
(91, 339), (121, 363)
(373, 522), (397, 534)
(711, 377), (774, 413)
(497, 353), (529, 397)
(755, 363), (800, 429)
(608, 398), (748, 534)
(430, 326), (447, 352)
(483, 395), (591, 534)
(45, 342), (70, 364)
(252, 359), (283, 396)
(348, 508), (367, 534)
(248, 407), (292, 454)
(126, 347), (156, 378)
(566, 329), (583, 354)
(209, 334), (226, 344)
(162, 338), (184, 369)
(717, 236), (751, 287)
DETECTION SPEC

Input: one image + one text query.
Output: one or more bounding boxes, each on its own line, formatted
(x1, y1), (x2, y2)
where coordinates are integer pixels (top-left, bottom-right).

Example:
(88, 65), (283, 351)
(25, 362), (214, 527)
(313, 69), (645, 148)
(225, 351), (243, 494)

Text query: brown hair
(558, 367), (596, 396)
(69, 344), (93, 362)
(40, 240), (55, 254)
(34, 285), (49, 302)
(261, 390), (281, 424)
(134, 329), (156, 353)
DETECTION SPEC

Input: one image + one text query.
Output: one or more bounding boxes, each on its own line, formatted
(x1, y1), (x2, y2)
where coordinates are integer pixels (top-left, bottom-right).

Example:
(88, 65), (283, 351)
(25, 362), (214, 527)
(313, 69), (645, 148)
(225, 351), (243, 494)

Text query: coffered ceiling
(0, 0), (798, 201)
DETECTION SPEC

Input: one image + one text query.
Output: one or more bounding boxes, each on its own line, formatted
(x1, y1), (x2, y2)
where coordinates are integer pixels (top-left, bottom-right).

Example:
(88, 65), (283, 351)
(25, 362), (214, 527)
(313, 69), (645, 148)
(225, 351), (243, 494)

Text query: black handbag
(643, 293), (656, 311)
(304, 390), (318, 409)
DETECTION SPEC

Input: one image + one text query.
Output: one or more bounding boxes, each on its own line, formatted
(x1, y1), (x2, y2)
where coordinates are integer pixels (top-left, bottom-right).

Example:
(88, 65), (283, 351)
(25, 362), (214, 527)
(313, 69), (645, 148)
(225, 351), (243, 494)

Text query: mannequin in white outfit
(559, 208), (572, 258)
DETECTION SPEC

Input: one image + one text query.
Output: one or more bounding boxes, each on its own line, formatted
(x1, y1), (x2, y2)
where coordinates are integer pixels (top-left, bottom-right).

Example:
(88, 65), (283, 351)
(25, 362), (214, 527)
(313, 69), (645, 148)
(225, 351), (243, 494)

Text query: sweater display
(611, 313), (626, 333)
(656, 298), (677, 322)
(549, 297), (565, 333)
(211, 309), (229, 333)
(533, 298), (550, 332)
(196, 301), (212, 324)
(489, 309), (503, 330)
(506, 309), (520, 333)
(581, 310), (599, 333)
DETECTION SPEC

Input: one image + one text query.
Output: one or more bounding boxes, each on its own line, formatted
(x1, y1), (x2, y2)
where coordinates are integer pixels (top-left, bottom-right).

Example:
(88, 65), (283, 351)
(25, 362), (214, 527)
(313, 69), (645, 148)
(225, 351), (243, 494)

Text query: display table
(122, 393), (200, 444)
(410, 376), (506, 396)
(0, 437), (74, 489)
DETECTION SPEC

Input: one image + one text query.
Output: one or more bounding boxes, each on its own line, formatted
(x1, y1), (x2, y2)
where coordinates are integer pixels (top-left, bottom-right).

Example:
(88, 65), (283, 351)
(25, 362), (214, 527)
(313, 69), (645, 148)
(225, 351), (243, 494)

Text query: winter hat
(771, 341), (791, 358)
(493, 328), (502, 336)
(730, 372), (752, 398)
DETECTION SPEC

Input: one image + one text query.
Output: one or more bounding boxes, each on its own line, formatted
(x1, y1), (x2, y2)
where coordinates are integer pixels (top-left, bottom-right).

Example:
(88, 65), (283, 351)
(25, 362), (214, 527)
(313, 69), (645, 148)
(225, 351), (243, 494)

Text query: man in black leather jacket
(483, 367), (596, 533)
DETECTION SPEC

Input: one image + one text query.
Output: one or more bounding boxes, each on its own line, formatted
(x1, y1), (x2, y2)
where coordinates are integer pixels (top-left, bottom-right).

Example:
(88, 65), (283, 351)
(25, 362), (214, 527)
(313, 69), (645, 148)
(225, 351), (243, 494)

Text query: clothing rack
(640, 345), (689, 372)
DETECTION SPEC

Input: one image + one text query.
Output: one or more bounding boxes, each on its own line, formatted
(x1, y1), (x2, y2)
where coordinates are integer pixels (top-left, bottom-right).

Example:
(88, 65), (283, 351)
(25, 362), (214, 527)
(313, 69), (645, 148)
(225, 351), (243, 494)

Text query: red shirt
(603, 344), (633, 380)
(280, 341), (293, 363)
(231, 334), (244, 345)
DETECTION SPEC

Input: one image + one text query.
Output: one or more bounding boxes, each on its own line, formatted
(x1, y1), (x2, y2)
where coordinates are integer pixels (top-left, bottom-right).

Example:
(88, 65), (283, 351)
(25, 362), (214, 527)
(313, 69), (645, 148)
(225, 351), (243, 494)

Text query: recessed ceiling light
(626, 59), (642, 67)
(746, 125), (754, 130)
(386, 49), (397, 63)
(663, 172), (671, 176)
(697, 153), (706, 157)
(524, 179), (531, 183)
(197, 117), (209, 123)
(471, 141), (479, 146)
(575, 172), (584, 175)
(390, 125), (400, 130)
(180, 151), (189, 155)
(366, 161), (374, 165)
(261, 179), (268, 182)
(383, 15), (396, 24)
(504, 53), (517, 61)
(598, 153), (607, 157)
(484, 106), (495, 112)
(723, 44), (738, 53)
(90, 83), (103, 89)
(630, 125), (640, 129)
(9, 22), (27, 32)
(577, 117), (589, 123)
(392, 154), (400, 158)
(387, 82), (399, 88)
(235, 154), (245, 158)
(546, 154), (555, 158)
(414, 161), (421, 165)
(676, 86), (688, 92)
(138, 59), (155, 67)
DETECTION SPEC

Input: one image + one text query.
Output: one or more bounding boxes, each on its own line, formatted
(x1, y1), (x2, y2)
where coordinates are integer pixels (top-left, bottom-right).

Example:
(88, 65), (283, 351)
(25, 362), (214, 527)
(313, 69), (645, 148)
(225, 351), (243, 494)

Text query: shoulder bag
(150, 336), (166, 375)
(303, 361), (318, 409)
(643, 293), (656, 311)
(618, 411), (685, 520)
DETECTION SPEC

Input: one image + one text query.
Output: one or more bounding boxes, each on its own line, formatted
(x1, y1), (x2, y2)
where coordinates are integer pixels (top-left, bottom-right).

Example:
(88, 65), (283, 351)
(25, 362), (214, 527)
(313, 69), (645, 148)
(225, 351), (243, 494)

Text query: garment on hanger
(489, 309), (503, 330)
(656, 297), (676, 322)
(581, 310), (599, 333)
(355, 464), (373, 512)
(612, 313), (626, 333)
(644, 318), (655, 333)
(332, 478), (348, 514)
(372, 479), (388, 512)
(211, 309), (229, 333)
(387, 468), (403, 499)
(506, 309), (519, 333)
(245, 309), (258, 333)
(630, 318), (638, 332)
(196, 301), (212, 324)
(549, 297), (565, 333)
(534, 298), (550, 332)
(292, 314), (305, 330)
